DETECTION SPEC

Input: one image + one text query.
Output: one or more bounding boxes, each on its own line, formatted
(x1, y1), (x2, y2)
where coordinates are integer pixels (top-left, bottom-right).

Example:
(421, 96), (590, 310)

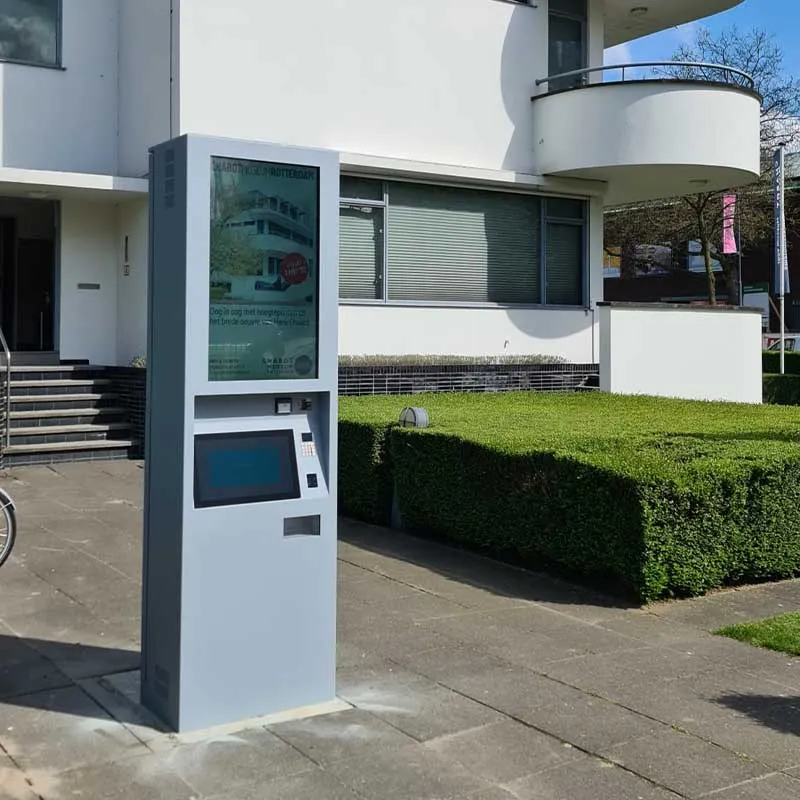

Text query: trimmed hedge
(339, 393), (800, 602)
(764, 374), (800, 406)
(763, 351), (800, 375)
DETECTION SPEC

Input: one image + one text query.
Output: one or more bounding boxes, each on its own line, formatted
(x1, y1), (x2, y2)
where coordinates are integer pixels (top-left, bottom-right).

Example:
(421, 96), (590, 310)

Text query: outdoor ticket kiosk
(141, 135), (339, 732)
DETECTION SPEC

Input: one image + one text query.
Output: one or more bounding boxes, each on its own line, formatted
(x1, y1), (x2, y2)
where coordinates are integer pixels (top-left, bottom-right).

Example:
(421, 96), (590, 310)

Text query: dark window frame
(338, 177), (589, 310)
(0, 0), (63, 69)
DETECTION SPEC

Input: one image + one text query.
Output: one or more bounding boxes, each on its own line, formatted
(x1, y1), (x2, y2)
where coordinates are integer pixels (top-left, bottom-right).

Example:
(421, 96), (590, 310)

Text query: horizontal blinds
(339, 205), (383, 300)
(387, 183), (540, 304)
(545, 222), (584, 306)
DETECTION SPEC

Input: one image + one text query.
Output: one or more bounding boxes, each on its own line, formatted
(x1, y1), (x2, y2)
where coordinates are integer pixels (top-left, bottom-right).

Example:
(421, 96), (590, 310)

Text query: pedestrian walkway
(0, 461), (799, 799)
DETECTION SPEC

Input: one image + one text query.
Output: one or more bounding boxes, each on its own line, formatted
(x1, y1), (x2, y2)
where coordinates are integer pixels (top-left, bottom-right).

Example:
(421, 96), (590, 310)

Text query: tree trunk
(620, 241), (637, 279)
(697, 212), (716, 305)
(722, 257), (742, 307)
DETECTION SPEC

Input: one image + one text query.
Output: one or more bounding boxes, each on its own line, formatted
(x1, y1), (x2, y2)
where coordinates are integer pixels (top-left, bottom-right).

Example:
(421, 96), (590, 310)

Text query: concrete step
(3, 438), (137, 467)
(10, 422), (130, 438)
(10, 379), (112, 397)
(9, 394), (119, 413)
(10, 407), (125, 421)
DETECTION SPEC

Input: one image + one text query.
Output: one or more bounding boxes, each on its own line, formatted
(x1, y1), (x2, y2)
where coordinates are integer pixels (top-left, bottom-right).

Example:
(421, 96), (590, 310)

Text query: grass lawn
(716, 613), (800, 657)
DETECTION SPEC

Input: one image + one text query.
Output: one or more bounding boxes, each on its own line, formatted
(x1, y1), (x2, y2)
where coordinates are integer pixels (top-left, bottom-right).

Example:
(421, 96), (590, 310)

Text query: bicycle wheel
(0, 489), (16, 568)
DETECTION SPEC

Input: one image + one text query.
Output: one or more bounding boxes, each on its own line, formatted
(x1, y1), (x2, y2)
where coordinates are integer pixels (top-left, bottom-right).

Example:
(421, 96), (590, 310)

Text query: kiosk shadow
(339, 519), (637, 611)
(0, 633), (162, 728)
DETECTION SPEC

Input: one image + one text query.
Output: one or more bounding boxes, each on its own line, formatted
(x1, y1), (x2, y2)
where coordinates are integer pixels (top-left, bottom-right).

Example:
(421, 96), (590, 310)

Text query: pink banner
(723, 194), (737, 254)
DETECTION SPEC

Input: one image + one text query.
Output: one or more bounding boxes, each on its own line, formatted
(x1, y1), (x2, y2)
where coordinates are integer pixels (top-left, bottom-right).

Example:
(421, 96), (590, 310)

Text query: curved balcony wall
(532, 65), (762, 205)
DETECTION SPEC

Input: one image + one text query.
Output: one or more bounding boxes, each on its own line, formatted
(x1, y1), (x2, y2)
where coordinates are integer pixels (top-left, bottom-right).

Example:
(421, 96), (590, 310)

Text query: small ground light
(399, 407), (430, 428)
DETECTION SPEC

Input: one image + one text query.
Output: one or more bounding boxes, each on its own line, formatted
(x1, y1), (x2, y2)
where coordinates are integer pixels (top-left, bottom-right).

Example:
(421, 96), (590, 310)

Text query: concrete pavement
(0, 461), (799, 799)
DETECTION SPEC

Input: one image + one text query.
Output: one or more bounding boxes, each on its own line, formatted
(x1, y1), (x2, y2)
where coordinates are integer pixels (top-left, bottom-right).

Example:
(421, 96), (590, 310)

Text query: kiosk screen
(194, 430), (300, 508)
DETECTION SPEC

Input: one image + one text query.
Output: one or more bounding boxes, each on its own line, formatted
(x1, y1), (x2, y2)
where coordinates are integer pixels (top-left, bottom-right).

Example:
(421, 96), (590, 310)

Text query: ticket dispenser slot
(142, 135), (339, 733)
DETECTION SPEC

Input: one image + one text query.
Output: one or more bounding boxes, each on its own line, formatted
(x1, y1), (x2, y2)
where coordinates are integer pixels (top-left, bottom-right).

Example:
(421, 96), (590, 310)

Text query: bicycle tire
(0, 492), (16, 568)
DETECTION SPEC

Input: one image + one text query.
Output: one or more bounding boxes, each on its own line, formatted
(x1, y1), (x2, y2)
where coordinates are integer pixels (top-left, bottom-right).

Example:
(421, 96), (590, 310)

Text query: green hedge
(339, 393), (800, 602)
(763, 351), (800, 374)
(764, 374), (800, 405)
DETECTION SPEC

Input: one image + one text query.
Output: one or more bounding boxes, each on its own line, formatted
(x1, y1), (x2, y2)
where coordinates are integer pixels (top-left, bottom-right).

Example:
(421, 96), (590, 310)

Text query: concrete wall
(59, 200), (119, 364)
(116, 199), (149, 365)
(599, 303), (763, 403)
(0, 0), (119, 175)
(176, 0), (582, 174)
(340, 305), (597, 363)
(118, 0), (173, 177)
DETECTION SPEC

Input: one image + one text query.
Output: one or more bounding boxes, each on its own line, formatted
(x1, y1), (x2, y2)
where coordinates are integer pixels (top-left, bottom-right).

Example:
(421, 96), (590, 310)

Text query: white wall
(599, 304), (763, 403)
(533, 82), (761, 203)
(176, 0), (552, 174)
(340, 305), (597, 363)
(59, 200), (119, 365)
(118, 0), (173, 177)
(0, 0), (119, 175)
(116, 199), (149, 365)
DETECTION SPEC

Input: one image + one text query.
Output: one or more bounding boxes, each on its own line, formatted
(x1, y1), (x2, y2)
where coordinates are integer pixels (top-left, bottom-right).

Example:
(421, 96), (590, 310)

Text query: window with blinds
(386, 182), (540, 304)
(338, 178), (586, 307)
(339, 205), (384, 300)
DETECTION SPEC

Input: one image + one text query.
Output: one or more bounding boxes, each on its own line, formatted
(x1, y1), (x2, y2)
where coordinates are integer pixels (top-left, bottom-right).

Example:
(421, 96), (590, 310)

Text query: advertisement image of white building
(0, 0), (760, 371)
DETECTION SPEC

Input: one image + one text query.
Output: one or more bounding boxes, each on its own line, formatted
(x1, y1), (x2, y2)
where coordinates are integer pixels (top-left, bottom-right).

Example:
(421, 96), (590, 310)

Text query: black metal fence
(338, 362), (599, 396)
(101, 362), (600, 452)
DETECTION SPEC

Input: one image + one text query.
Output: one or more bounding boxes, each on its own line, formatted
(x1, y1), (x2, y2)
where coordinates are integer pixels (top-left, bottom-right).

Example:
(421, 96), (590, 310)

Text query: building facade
(0, 0), (760, 368)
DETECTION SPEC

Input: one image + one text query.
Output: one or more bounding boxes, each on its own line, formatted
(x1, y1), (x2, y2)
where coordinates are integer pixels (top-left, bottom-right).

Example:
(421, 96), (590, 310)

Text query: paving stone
(35, 753), (196, 800)
(205, 769), (365, 800)
(426, 720), (581, 784)
(709, 773), (800, 799)
(336, 656), (505, 741)
(542, 645), (716, 697)
(0, 686), (146, 772)
(506, 757), (683, 800)
(467, 789), (519, 800)
(521, 691), (665, 752)
(160, 727), (315, 797)
(0, 624), (72, 699)
(601, 728), (770, 797)
(326, 743), (490, 800)
(0, 754), (39, 800)
(269, 708), (414, 765)
(598, 612), (712, 646)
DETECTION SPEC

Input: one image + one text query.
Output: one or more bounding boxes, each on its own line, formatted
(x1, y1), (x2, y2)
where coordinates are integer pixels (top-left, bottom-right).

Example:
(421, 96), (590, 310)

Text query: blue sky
(604, 0), (800, 77)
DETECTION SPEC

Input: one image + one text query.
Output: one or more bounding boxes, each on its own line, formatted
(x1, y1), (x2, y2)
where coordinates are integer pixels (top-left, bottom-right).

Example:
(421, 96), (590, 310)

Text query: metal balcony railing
(535, 61), (756, 94)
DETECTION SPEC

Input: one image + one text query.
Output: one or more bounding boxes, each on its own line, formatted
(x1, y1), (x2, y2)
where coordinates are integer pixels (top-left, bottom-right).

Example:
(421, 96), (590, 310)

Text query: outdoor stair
(1, 364), (136, 467)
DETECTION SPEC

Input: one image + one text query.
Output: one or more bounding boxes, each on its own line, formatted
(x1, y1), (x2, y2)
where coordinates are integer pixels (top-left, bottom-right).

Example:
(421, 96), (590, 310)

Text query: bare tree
(605, 27), (800, 305)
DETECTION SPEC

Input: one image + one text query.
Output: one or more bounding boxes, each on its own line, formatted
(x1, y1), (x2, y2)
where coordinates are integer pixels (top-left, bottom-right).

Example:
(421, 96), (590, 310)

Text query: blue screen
(208, 447), (280, 489)
(194, 430), (300, 508)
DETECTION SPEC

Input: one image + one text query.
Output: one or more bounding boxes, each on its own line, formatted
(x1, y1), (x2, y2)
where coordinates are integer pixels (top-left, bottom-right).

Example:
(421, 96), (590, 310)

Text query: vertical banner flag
(774, 147), (791, 295)
(723, 194), (737, 254)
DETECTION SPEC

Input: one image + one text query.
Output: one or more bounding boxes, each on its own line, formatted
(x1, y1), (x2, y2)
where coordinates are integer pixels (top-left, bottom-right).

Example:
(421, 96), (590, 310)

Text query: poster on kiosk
(141, 135), (341, 733)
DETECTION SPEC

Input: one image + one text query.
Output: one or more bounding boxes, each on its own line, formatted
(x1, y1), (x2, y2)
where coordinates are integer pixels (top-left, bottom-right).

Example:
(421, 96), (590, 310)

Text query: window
(548, 0), (587, 91)
(338, 178), (587, 307)
(0, 0), (60, 67)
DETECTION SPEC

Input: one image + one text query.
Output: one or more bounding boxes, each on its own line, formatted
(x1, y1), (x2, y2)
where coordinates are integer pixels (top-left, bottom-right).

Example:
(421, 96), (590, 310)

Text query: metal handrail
(0, 326), (10, 450)
(535, 61), (756, 91)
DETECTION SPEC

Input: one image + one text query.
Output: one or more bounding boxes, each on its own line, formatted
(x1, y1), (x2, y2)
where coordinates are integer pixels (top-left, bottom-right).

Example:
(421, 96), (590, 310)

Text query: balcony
(604, 1), (746, 47)
(531, 63), (762, 205)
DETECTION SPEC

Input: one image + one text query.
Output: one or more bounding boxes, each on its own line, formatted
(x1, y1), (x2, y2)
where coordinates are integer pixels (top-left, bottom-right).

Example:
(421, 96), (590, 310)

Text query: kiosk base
(169, 698), (352, 742)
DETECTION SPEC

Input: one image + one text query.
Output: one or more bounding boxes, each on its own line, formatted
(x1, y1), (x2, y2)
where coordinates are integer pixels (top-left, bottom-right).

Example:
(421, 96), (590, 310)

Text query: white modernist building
(0, 0), (760, 367)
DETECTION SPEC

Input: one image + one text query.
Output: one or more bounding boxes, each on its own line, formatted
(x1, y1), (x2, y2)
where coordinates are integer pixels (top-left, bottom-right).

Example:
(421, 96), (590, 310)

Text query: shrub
(762, 351), (800, 375)
(764, 374), (800, 405)
(340, 393), (800, 602)
(338, 399), (396, 525)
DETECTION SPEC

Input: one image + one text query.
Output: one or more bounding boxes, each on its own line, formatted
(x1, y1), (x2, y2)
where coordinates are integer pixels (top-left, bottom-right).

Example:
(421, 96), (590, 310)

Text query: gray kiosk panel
(142, 136), (339, 732)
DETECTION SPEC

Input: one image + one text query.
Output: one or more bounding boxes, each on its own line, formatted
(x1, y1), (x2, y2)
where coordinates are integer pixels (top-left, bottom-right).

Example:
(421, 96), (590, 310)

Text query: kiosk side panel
(142, 137), (190, 729)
